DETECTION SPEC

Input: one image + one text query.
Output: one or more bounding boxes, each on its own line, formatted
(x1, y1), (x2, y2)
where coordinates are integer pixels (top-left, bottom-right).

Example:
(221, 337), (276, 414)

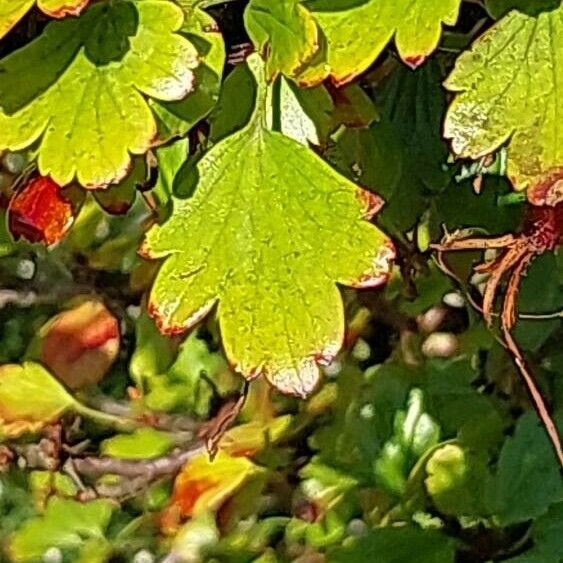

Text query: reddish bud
(41, 300), (120, 389)
(8, 176), (78, 246)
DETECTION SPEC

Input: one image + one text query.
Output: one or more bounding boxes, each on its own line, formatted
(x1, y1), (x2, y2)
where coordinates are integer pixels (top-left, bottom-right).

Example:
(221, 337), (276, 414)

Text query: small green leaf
(300, 458), (358, 510)
(8, 497), (114, 562)
(142, 54), (394, 398)
(244, 0), (319, 79)
(374, 388), (441, 495)
(305, 0), (462, 85)
(151, 138), (190, 217)
(445, 3), (563, 205)
(100, 427), (174, 459)
(425, 444), (490, 517)
(0, 362), (76, 438)
(0, 0), (198, 188)
(143, 331), (236, 417)
(209, 63), (257, 143)
(486, 412), (563, 525)
(130, 310), (177, 390)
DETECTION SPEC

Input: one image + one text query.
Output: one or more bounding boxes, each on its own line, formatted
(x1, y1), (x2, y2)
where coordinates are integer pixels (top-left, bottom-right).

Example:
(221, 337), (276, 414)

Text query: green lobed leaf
(142, 54), (394, 398)
(8, 497), (115, 562)
(93, 157), (148, 215)
(302, 0), (462, 85)
(444, 3), (563, 205)
(244, 0), (319, 80)
(150, 0), (226, 141)
(0, 0), (198, 188)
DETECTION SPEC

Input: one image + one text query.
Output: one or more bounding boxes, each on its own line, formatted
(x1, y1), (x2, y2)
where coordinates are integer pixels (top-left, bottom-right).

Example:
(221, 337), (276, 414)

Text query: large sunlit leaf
(444, 3), (563, 205)
(0, 0), (198, 188)
(142, 54), (394, 398)
(0, 0), (88, 40)
(0, 362), (76, 438)
(244, 0), (319, 79)
(302, 0), (461, 85)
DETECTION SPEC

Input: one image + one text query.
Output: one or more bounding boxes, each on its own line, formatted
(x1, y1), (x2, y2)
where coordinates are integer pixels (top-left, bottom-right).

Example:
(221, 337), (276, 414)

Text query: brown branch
(72, 444), (206, 480)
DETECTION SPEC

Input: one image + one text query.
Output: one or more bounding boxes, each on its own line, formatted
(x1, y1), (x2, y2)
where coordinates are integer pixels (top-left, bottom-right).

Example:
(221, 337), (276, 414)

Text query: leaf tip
(41, 0), (90, 18)
(355, 187), (385, 220)
(403, 54), (426, 69)
(265, 358), (321, 399)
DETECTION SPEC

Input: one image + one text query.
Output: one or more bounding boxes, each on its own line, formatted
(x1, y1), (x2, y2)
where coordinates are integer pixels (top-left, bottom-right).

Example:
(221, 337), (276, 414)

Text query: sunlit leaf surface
(143, 55), (394, 397)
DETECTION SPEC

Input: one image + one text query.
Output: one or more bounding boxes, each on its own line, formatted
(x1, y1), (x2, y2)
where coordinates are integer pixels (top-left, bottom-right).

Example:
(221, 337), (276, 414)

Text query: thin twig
(502, 326), (563, 467)
(199, 381), (250, 458)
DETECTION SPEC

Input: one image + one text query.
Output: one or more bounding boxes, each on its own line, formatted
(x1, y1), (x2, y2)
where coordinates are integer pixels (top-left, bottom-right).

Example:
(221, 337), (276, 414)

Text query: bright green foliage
(0, 0), (88, 39)
(101, 427), (174, 459)
(143, 55), (393, 397)
(305, 0), (462, 84)
(245, 0), (319, 79)
(1, 1), (563, 561)
(0, 362), (75, 438)
(8, 497), (114, 562)
(0, 0), (198, 187)
(445, 2), (563, 205)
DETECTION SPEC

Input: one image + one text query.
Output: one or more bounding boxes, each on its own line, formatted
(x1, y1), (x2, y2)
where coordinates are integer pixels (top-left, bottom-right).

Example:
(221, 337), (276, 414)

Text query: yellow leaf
(0, 362), (75, 438)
